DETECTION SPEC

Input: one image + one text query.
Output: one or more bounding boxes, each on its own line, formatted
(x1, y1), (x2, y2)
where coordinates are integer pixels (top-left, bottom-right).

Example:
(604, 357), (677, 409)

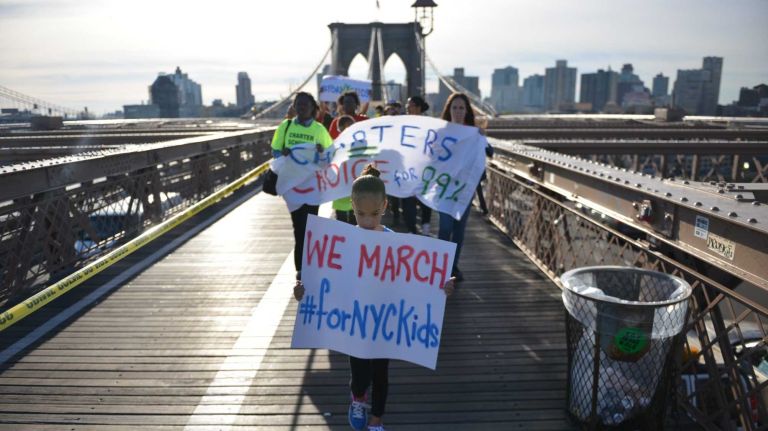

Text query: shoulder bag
(262, 120), (292, 196)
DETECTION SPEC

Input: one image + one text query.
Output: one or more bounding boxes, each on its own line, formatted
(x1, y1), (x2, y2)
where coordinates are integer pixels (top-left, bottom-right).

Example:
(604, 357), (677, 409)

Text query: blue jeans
(438, 205), (470, 274)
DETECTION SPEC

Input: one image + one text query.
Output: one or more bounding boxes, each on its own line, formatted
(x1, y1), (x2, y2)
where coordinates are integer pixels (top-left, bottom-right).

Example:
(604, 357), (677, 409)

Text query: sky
(1, 0), (766, 115)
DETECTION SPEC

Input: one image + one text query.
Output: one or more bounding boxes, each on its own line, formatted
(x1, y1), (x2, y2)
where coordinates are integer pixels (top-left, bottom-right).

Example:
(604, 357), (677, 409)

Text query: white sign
(694, 215), (709, 239)
(706, 232), (735, 260)
(271, 115), (488, 220)
(290, 215), (456, 370)
(319, 75), (373, 103)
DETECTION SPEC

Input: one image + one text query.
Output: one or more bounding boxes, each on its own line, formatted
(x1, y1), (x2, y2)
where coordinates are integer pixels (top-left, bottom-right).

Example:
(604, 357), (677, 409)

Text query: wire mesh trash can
(562, 266), (692, 430)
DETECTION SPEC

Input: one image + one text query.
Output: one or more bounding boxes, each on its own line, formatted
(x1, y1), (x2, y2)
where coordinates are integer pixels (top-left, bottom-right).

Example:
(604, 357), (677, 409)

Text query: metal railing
(0, 128), (275, 308)
(562, 151), (766, 184)
(485, 119), (768, 183)
(485, 148), (767, 429)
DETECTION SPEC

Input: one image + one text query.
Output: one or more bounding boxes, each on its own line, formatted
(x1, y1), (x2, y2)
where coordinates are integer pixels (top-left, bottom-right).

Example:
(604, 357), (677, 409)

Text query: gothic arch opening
(347, 53), (370, 81)
(383, 53), (408, 103)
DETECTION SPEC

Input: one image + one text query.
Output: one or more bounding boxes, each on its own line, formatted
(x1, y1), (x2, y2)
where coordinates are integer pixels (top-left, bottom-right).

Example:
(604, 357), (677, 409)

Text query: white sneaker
(421, 223), (431, 236)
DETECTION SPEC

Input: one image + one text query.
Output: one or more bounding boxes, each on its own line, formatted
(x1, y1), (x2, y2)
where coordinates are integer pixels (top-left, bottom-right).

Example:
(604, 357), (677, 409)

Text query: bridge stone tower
(329, 22), (425, 102)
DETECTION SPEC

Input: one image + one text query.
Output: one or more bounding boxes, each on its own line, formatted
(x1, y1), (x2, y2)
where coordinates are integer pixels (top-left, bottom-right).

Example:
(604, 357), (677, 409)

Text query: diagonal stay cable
(250, 44), (332, 119)
(423, 51), (497, 117)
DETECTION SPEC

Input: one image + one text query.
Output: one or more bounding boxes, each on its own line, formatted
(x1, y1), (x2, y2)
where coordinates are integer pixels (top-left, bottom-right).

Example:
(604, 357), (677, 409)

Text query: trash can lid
(560, 266), (692, 306)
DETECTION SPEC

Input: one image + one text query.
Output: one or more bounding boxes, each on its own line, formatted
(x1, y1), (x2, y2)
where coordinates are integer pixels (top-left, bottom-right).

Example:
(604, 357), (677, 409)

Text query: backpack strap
(280, 119), (292, 150)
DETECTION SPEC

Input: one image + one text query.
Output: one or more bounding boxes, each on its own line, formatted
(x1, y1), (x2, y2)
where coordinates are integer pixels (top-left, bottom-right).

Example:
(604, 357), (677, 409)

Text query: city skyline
(1, 0), (766, 114)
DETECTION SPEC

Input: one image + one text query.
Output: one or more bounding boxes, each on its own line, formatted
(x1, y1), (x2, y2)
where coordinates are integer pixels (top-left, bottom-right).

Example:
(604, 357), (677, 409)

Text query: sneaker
(421, 222), (431, 236)
(348, 394), (369, 431)
(367, 426), (386, 431)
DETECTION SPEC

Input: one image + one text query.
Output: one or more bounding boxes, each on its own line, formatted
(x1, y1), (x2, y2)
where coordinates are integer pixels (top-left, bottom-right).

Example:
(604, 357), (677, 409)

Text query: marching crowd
(271, 89), (491, 431)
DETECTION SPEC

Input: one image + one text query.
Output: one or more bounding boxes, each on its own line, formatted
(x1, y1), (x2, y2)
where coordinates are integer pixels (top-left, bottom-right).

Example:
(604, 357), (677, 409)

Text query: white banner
(319, 75), (373, 103)
(271, 115), (488, 220)
(291, 215), (456, 370)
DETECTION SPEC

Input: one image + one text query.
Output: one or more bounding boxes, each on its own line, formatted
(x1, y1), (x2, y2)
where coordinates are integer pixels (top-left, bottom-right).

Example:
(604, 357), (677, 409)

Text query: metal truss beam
(491, 138), (768, 290)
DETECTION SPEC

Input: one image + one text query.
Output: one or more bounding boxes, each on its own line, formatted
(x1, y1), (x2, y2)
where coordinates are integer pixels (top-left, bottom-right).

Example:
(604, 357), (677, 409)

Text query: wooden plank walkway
(0, 191), (576, 430)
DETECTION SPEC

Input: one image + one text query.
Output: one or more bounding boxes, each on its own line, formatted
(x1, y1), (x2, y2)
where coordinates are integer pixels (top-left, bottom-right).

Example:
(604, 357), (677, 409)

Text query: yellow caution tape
(0, 161), (271, 331)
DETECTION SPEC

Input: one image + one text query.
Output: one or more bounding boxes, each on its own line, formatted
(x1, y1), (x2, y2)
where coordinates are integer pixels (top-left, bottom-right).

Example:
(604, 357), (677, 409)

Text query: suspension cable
(250, 44), (332, 120)
(429, 63), (497, 117)
(423, 50), (497, 117)
(0, 84), (81, 117)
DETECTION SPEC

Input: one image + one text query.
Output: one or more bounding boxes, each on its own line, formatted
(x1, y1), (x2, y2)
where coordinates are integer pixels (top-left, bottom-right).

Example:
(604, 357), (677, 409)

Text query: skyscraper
(652, 73), (669, 98)
(580, 69), (618, 112)
(672, 56), (723, 115)
(236, 72), (255, 108)
(652, 73), (670, 106)
(453, 68), (481, 98)
(168, 67), (202, 107)
(616, 64), (644, 107)
(544, 60), (577, 111)
(738, 84), (768, 107)
(154, 67), (203, 117)
(701, 57), (723, 115)
(436, 68), (481, 113)
(673, 69), (707, 114)
(150, 76), (180, 118)
(522, 74), (545, 110)
(492, 66), (519, 89)
(490, 66), (520, 113)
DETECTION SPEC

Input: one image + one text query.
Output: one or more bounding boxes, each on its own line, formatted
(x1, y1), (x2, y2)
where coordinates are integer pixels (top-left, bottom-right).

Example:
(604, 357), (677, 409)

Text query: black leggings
(402, 198), (433, 233)
(421, 204), (432, 225)
(290, 204), (319, 277)
(401, 197), (419, 233)
(349, 356), (389, 418)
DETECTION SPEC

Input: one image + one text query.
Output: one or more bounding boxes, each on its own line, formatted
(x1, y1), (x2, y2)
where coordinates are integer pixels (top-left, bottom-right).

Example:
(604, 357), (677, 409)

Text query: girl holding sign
(294, 164), (456, 431)
(272, 92), (333, 280)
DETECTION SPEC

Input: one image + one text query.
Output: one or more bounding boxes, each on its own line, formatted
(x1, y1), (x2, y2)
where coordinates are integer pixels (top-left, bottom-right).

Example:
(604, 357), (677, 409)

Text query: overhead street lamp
(412, 0), (437, 36)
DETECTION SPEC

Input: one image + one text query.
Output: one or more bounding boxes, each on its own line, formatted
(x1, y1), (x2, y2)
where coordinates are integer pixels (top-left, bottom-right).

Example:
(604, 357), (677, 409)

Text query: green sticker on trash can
(614, 327), (648, 354)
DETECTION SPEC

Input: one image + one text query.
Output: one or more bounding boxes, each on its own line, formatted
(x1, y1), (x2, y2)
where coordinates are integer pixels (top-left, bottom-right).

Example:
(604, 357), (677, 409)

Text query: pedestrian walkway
(0, 192), (575, 430)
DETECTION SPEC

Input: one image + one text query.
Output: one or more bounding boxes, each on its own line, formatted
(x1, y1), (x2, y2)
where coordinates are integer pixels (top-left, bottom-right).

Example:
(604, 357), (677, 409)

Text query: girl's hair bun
(360, 164), (380, 178)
